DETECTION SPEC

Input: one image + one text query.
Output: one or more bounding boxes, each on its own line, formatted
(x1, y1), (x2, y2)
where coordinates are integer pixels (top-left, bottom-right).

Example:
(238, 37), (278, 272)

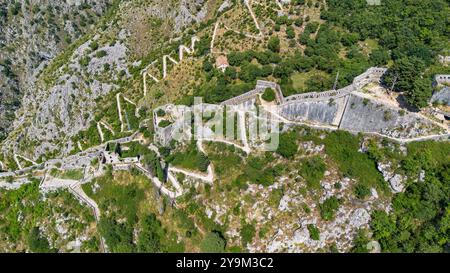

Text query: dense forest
(189, 0), (449, 109)
(323, 0), (450, 108)
(354, 141), (450, 253)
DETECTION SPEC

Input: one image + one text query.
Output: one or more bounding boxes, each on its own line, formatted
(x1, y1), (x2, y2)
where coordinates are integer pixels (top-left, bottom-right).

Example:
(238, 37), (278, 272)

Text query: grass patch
(298, 156), (326, 190)
(167, 142), (210, 172)
(49, 168), (84, 180)
(322, 131), (387, 192)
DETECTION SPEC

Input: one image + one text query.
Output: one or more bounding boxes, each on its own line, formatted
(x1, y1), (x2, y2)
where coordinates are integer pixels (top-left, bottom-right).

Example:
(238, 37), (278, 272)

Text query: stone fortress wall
(220, 80), (284, 105)
(278, 67), (387, 127)
(153, 105), (193, 147)
(153, 106), (176, 147)
(431, 74), (450, 107)
(153, 67), (447, 145)
(220, 67), (387, 108)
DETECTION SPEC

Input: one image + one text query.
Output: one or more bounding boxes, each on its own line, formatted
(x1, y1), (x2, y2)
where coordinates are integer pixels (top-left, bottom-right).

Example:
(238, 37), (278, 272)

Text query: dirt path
(244, 0), (262, 35)
(97, 122), (105, 143)
(169, 165), (214, 184)
(13, 154), (38, 170)
(211, 22), (219, 52)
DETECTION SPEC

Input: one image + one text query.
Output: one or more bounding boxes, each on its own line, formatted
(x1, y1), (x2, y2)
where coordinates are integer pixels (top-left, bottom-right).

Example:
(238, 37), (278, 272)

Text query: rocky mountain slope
(0, 0), (220, 164)
(0, 0), (113, 141)
(0, 0), (448, 253)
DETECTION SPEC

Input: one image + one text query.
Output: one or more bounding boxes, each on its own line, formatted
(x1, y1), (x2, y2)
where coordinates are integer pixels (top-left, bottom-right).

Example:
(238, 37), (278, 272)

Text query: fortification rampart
(220, 80), (284, 105)
(153, 67), (447, 144)
(434, 75), (450, 86)
(282, 67), (387, 106)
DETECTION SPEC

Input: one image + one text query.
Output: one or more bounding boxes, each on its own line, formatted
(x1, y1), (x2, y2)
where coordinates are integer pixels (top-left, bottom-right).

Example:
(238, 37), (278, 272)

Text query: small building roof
(215, 55), (229, 67)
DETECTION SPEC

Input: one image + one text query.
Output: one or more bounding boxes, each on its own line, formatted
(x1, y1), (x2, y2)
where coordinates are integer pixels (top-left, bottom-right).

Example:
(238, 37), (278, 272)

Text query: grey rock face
(0, 65), (20, 141)
(431, 87), (450, 106)
(0, 0), (112, 142)
(1, 0), (217, 163)
(279, 100), (339, 125)
(377, 162), (405, 193)
(349, 208), (370, 228)
(340, 94), (440, 138)
(218, 0), (233, 12)
(174, 0), (208, 32)
(389, 174), (405, 193)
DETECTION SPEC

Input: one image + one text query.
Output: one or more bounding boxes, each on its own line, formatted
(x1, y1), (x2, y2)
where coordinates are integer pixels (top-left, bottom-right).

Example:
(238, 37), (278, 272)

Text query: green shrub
(96, 50), (107, 58)
(168, 142), (210, 172)
(299, 156), (326, 190)
(240, 223), (256, 246)
(307, 224), (320, 240)
(351, 229), (370, 253)
(27, 227), (55, 253)
(323, 131), (385, 192)
(319, 196), (340, 221)
(137, 213), (164, 253)
(9, 2), (21, 16)
(158, 120), (171, 128)
(261, 88), (276, 102)
(156, 109), (166, 117)
(354, 184), (371, 199)
(276, 131), (298, 158)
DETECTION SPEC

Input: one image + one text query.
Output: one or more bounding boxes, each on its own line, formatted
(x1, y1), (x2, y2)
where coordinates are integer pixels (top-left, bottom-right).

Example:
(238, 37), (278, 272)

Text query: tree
(298, 31), (311, 45)
(407, 78), (433, 109)
(239, 63), (261, 82)
(267, 36), (280, 53)
(382, 57), (425, 94)
(307, 224), (320, 240)
(304, 22), (320, 34)
(224, 66), (237, 79)
(195, 35), (211, 56)
(137, 214), (164, 252)
(305, 72), (332, 92)
(228, 51), (253, 66)
(341, 32), (360, 47)
(203, 59), (213, 72)
(261, 88), (276, 102)
(369, 49), (389, 66)
(294, 18), (303, 27)
(200, 232), (226, 253)
(276, 131), (297, 158)
(28, 227), (55, 253)
(286, 26), (296, 39)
